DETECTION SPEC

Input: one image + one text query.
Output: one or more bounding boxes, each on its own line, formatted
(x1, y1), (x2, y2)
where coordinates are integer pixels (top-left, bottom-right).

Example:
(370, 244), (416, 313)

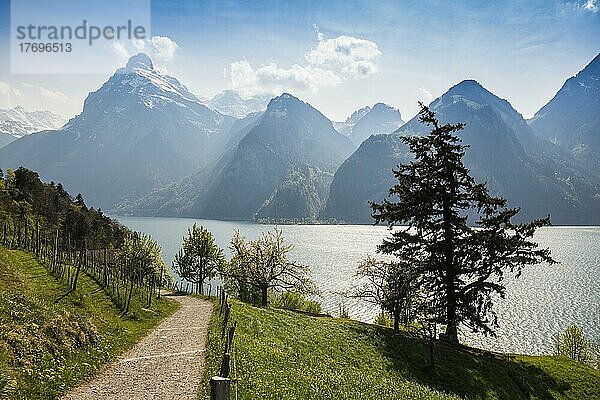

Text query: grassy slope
(201, 300), (600, 400)
(0, 248), (179, 399)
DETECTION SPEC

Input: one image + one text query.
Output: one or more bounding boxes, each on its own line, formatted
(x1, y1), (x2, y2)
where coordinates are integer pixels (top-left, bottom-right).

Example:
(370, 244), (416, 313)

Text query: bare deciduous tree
(349, 256), (420, 332)
(224, 228), (317, 307)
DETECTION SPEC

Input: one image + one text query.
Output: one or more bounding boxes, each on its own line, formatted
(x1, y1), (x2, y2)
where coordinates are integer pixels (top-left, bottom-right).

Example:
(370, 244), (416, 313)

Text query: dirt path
(63, 294), (213, 400)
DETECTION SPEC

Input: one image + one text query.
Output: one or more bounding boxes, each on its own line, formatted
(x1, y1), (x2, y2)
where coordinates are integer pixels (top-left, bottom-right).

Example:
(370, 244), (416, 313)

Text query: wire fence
(1, 214), (166, 313)
(212, 286), (238, 400)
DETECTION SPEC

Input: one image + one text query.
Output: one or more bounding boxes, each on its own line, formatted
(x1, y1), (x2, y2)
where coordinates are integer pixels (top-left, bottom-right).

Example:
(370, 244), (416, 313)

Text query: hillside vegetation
(0, 168), (178, 399)
(0, 247), (178, 399)
(201, 300), (600, 400)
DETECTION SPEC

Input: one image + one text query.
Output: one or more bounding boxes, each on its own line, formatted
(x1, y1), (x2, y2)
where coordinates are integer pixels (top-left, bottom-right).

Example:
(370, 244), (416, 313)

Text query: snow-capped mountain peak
(125, 53), (154, 71)
(0, 106), (66, 138)
(335, 102), (403, 145)
(206, 89), (271, 118)
(72, 53), (215, 127)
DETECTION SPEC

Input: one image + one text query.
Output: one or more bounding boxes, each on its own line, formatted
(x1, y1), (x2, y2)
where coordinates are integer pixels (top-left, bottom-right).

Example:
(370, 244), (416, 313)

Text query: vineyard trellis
(0, 213), (168, 313)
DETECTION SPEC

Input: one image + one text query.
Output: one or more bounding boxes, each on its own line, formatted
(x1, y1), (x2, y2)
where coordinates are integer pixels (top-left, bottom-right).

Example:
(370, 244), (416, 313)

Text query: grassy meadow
(201, 300), (600, 400)
(0, 247), (179, 399)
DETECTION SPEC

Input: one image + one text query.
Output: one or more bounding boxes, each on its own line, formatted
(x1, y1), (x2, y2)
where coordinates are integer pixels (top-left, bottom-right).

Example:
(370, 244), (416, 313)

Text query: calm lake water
(115, 216), (599, 355)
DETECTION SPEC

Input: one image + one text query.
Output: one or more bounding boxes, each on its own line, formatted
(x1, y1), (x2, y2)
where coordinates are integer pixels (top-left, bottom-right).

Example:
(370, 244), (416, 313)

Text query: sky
(0, 0), (599, 122)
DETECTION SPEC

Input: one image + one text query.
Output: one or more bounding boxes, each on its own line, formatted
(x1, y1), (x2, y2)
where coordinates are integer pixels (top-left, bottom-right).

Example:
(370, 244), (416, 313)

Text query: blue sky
(0, 0), (599, 121)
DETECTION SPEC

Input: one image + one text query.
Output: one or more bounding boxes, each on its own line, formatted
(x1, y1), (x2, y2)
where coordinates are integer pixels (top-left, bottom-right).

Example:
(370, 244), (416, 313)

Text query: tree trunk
(429, 339), (435, 369)
(125, 277), (134, 314)
(444, 283), (459, 343)
(157, 263), (163, 299)
(393, 307), (400, 333)
(261, 286), (268, 307)
(442, 178), (459, 344)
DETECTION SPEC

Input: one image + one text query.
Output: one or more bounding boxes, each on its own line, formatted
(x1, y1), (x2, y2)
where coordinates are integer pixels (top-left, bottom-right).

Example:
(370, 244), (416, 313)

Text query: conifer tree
(371, 103), (555, 343)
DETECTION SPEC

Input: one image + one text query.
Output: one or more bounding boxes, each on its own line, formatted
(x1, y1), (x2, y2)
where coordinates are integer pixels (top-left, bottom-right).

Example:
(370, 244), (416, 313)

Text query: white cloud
(560, 0), (599, 14)
(0, 81), (24, 98)
(228, 33), (381, 97)
(151, 36), (179, 61)
(0, 81), (71, 111)
(229, 60), (341, 97)
(313, 22), (324, 42)
(107, 35), (180, 69)
(109, 41), (130, 62)
(305, 35), (381, 77)
(418, 87), (433, 103)
(132, 38), (146, 51)
(39, 87), (69, 103)
(0, 81), (10, 96)
(583, 0), (598, 12)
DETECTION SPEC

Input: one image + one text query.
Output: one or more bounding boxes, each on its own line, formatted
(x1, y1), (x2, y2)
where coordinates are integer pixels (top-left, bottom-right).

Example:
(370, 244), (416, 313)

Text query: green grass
(0, 247), (179, 399)
(200, 300), (600, 400)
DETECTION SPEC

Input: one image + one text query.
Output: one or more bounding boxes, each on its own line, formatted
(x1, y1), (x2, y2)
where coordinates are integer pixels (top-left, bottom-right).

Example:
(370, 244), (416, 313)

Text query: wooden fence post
(23, 217), (28, 250)
(53, 230), (58, 270)
(157, 263), (163, 299)
(210, 376), (230, 400)
(72, 248), (83, 291)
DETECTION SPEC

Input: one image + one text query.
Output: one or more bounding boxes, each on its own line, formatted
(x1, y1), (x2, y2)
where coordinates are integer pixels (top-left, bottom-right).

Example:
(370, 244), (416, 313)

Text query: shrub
(303, 299), (322, 314)
(373, 311), (393, 327)
(272, 291), (322, 314)
(552, 325), (595, 366)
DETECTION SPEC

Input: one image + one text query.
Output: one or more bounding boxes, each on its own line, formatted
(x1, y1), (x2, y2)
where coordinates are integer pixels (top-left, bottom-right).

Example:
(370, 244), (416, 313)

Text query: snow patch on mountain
(206, 90), (270, 118)
(336, 103), (403, 145)
(0, 106), (66, 138)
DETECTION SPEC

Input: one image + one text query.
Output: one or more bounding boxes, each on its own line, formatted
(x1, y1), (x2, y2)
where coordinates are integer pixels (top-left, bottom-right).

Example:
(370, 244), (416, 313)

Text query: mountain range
(0, 53), (236, 209)
(529, 53), (600, 170)
(1, 52), (599, 224)
(122, 94), (355, 220)
(197, 93), (355, 220)
(324, 78), (600, 224)
(205, 90), (271, 119)
(0, 106), (65, 148)
(335, 103), (404, 146)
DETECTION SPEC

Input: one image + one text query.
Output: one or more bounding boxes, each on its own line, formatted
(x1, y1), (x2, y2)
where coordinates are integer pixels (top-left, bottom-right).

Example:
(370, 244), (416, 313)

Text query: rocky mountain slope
(324, 80), (600, 224)
(529, 53), (600, 169)
(0, 54), (236, 209)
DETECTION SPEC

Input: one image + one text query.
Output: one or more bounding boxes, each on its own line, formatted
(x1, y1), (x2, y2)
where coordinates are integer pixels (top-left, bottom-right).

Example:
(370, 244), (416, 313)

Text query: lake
(114, 216), (599, 356)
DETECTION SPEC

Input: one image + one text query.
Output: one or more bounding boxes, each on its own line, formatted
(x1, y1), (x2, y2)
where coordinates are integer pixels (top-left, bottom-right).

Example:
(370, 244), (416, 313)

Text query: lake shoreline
(114, 216), (600, 356)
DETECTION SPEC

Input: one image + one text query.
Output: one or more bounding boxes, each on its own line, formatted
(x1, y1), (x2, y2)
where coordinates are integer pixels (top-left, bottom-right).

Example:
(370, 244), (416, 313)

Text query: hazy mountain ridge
(324, 79), (600, 224)
(334, 105), (371, 136)
(529, 53), (600, 169)
(206, 90), (271, 118)
(0, 133), (14, 148)
(335, 103), (404, 146)
(115, 111), (264, 216)
(349, 103), (404, 145)
(194, 93), (355, 220)
(0, 53), (236, 209)
(0, 106), (65, 148)
(0, 106), (65, 137)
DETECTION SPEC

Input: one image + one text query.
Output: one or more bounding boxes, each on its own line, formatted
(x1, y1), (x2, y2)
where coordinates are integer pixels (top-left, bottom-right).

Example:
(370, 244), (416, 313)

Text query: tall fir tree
(371, 103), (555, 343)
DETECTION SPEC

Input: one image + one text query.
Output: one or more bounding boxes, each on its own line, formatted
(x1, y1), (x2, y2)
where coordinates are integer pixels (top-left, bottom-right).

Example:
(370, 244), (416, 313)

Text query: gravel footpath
(63, 294), (213, 400)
